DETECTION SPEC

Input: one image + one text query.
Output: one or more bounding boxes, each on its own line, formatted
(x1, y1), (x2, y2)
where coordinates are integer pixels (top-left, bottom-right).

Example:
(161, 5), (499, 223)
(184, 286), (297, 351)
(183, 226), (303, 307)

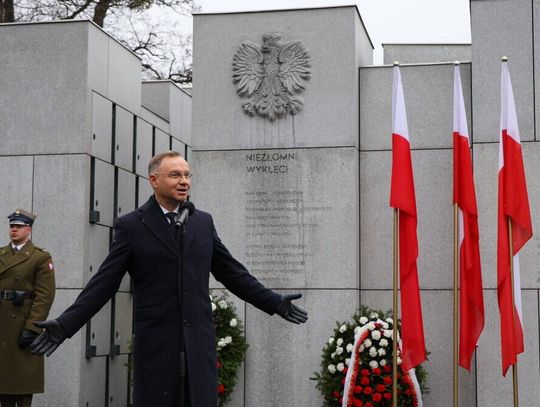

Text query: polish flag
(453, 64), (484, 370)
(389, 65), (427, 371)
(498, 60), (532, 376)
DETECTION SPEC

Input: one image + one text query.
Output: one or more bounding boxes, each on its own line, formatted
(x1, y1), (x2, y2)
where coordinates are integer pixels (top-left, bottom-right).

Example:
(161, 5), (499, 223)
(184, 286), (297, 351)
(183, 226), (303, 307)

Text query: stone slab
(88, 300), (112, 357)
(383, 44), (472, 65)
(476, 289), (540, 406)
(107, 37), (141, 114)
(91, 92), (113, 163)
(108, 354), (130, 407)
(191, 147), (359, 289)
(87, 22), (109, 98)
(473, 142), (540, 290)
(85, 224), (111, 286)
(32, 154), (89, 289)
(116, 168), (137, 219)
(360, 63), (472, 151)
(113, 293), (133, 354)
(192, 6), (371, 149)
(114, 105), (134, 172)
(170, 85), (192, 145)
(142, 81), (171, 121)
(140, 107), (170, 134)
(360, 149), (453, 290)
(155, 128), (171, 154)
(0, 156), (34, 233)
(135, 119), (154, 177)
(171, 137), (187, 156)
(137, 177), (153, 208)
(244, 289), (359, 407)
(93, 159), (115, 228)
(81, 356), (108, 407)
(471, 0), (534, 143)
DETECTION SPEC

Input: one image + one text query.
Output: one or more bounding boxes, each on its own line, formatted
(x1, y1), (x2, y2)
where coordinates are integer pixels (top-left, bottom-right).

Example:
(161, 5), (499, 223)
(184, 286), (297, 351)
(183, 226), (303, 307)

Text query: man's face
(149, 156), (191, 206)
(9, 224), (31, 245)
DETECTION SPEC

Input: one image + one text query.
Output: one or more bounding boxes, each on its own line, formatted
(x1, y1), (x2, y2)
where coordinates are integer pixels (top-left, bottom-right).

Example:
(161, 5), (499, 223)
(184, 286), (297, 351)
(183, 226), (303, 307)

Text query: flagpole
(453, 203), (459, 407)
(508, 218), (519, 407)
(392, 207), (399, 407)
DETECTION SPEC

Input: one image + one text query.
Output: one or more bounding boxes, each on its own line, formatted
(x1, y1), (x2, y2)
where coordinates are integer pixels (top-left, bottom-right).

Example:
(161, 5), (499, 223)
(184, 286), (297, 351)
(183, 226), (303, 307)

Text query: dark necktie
(165, 212), (178, 239)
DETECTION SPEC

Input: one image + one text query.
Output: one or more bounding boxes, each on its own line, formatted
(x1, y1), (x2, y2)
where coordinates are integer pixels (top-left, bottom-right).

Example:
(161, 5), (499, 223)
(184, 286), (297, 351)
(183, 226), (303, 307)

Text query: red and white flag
(498, 60), (532, 376)
(453, 65), (484, 370)
(389, 65), (426, 371)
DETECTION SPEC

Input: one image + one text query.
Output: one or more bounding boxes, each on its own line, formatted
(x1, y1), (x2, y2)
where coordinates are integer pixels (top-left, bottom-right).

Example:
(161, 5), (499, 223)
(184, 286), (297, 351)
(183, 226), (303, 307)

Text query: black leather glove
(276, 293), (308, 324)
(18, 329), (39, 349)
(30, 320), (68, 357)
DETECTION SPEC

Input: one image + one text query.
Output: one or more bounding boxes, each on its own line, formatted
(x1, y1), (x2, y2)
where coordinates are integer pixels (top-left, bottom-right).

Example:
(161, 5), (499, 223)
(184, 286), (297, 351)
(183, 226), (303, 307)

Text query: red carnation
(383, 376), (392, 385)
(361, 369), (370, 376)
(384, 392), (392, 400)
(332, 391), (341, 400)
(360, 377), (370, 385)
(375, 384), (386, 393)
(405, 389), (411, 396)
(383, 365), (392, 373)
(341, 378), (346, 385)
(372, 393), (382, 402)
(363, 386), (373, 395)
(217, 384), (225, 394)
(354, 386), (362, 394)
(352, 399), (362, 407)
(372, 367), (382, 375)
(364, 402), (373, 407)
(216, 360), (222, 369)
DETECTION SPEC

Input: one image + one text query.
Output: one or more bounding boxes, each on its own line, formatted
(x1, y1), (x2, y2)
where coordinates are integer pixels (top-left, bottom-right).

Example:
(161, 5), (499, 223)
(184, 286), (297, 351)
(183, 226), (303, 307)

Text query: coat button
(183, 320), (190, 327)
(11, 314), (16, 319)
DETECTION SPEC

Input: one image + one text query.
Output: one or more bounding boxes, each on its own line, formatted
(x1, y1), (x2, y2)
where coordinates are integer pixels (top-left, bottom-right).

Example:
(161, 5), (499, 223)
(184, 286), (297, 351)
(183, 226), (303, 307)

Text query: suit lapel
(139, 197), (179, 257)
(0, 241), (35, 274)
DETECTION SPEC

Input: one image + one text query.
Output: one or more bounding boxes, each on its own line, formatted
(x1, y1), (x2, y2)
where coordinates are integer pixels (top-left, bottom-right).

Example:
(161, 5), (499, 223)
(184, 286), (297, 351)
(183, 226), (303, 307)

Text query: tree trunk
(1, 0), (15, 23)
(92, 0), (110, 27)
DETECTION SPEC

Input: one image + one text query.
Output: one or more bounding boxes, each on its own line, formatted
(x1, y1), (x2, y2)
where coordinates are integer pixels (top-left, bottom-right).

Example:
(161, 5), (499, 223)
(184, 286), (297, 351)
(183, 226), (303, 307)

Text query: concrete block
(154, 128), (171, 154)
(85, 224), (111, 286)
(32, 154), (89, 289)
(81, 356), (107, 407)
(0, 156), (33, 233)
(135, 119), (154, 177)
(171, 137), (186, 156)
(192, 6), (372, 149)
(107, 38), (141, 114)
(360, 63), (471, 151)
(93, 159), (115, 227)
(113, 292), (133, 354)
(88, 300), (112, 357)
(137, 177), (154, 208)
(471, 0), (534, 143)
(0, 21), (88, 155)
(116, 168), (137, 219)
(142, 81), (171, 121)
(140, 106), (170, 133)
(383, 44), (472, 65)
(244, 289), (358, 407)
(108, 354), (130, 407)
(87, 23), (109, 98)
(114, 105), (134, 172)
(360, 149), (453, 290)
(92, 92), (113, 163)
(191, 147), (359, 289)
(170, 85), (192, 145)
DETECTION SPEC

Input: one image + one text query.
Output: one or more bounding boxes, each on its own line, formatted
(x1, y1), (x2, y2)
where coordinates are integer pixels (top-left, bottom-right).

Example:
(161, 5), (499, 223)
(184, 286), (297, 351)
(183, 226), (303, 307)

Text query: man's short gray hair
(148, 151), (184, 176)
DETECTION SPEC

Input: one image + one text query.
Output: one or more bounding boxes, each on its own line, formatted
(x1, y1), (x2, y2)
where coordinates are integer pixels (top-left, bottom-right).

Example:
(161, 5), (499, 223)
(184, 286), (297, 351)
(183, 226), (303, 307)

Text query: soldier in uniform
(0, 209), (56, 407)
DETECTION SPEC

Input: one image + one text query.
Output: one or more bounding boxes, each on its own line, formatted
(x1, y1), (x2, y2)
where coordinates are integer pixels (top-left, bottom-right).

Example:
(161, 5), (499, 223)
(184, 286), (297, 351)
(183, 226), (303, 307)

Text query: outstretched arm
(276, 293), (308, 324)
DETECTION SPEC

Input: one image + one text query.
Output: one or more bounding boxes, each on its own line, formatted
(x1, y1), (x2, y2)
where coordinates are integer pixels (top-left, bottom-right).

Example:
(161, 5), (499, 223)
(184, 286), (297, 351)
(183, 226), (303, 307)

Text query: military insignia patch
(48, 262), (54, 271)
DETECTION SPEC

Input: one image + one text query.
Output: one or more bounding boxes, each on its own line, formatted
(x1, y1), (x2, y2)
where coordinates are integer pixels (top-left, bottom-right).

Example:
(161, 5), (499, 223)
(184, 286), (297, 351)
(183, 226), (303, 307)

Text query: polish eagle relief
(232, 33), (312, 121)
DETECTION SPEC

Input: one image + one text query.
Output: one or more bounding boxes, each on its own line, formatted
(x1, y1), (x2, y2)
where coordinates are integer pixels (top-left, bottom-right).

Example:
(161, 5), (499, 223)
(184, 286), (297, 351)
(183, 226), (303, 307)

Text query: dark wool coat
(57, 196), (282, 407)
(0, 241), (56, 394)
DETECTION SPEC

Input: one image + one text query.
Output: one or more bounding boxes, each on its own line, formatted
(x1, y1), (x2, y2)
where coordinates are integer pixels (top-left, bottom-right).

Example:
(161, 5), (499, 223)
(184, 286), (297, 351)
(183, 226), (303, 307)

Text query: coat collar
(0, 241), (35, 274)
(138, 196), (196, 256)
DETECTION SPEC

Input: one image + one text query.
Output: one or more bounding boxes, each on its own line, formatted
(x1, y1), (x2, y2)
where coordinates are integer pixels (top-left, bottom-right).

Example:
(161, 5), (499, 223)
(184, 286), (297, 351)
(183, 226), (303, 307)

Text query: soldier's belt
(0, 289), (34, 306)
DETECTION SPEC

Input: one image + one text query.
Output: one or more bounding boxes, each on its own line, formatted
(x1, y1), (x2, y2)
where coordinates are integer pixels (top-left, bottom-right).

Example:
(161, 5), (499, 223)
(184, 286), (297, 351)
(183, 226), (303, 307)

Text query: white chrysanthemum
(369, 360), (379, 369)
(382, 322), (389, 329)
(371, 330), (381, 340)
(335, 347), (344, 355)
(331, 352), (336, 359)
(209, 294), (213, 301)
(380, 359), (387, 367)
(229, 318), (238, 327)
(337, 363), (345, 372)
(359, 345), (365, 352)
(354, 326), (361, 335)
(211, 303), (217, 312)
(336, 338), (343, 346)
(224, 336), (232, 344)
(218, 300), (228, 309)
(369, 347), (378, 358)
(363, 339), (372, 347)
(328, 337), (335, 345)
(385, 317), (393, 324)
(339, 324), (347, 333)
(383, 330), (393, 338)
(359, 316), (368, 325)
(217, 338), (226, 348)
(369, 312), (379, 319)
(346, 343), (353, 353)
(397, 357), (402, 365)
(328, 364), (336, 374)
(345, 358), (351, 366)
(380, 339), (389, 347)
(367, 322), (376, 331)
(378, 348), (386, 356)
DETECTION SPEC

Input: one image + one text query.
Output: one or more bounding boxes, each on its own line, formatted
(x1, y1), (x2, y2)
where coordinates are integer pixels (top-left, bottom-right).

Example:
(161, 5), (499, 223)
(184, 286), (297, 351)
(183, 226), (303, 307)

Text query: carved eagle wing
(232, 42), (264, 97)
(278, 41), (311, 93)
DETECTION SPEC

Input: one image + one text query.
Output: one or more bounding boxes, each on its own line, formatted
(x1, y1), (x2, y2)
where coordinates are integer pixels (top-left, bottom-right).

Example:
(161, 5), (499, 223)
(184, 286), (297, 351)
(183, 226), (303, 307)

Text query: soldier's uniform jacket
(0, 241), (55, 394)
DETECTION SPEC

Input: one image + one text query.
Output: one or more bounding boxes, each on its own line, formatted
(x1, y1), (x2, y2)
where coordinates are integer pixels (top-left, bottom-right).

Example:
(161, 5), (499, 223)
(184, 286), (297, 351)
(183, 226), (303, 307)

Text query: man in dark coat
(31, 151), (307, 407)
(0, 209), (56, 407)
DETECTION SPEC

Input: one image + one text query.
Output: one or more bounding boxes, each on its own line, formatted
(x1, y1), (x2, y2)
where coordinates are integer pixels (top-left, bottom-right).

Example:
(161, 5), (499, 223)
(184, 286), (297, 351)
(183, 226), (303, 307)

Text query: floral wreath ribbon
(341, 321), (423, 407)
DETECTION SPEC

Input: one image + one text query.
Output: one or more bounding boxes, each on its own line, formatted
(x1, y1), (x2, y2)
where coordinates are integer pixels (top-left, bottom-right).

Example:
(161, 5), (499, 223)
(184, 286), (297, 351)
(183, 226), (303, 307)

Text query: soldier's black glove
(276, 293), (308, 324)
(18, 329), (39, 349)
(30, 319), (68, 357)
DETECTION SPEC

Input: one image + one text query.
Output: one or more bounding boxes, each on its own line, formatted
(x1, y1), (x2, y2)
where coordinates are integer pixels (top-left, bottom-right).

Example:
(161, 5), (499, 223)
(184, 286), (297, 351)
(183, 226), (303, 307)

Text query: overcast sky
(196, 0), (471, 64)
